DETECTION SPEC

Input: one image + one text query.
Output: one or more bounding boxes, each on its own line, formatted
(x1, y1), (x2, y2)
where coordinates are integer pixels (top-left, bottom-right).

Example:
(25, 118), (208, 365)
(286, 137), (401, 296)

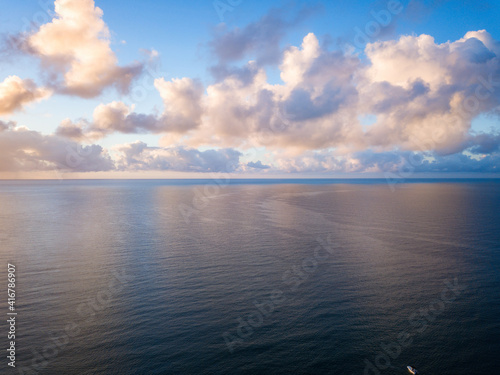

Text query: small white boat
(407, 365), (418, 374)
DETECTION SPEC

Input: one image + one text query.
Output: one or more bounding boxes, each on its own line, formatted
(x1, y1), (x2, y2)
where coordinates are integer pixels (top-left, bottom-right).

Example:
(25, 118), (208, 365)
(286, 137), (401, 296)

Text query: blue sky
(0, 0), (499, 178)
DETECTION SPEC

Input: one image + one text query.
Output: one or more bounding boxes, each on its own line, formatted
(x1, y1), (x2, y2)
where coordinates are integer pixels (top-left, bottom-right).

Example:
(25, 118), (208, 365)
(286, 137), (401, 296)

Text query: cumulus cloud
(55, 29), (500, 158)
(55, 118), (86, 140)
(114, 141), (242, 172)
(56, 101), (161, 140)
(17, 0), (142, 98)
(361, 30), (500, 152)
(41, 28), (500, 175)
(154, 77), (204, 132)
(200, 30), (500, 155)
(84, 101), (161, 138)
(0, 126), (114, 172)
(176, 32), (363, 151)
(56, 87), (204, 140)
(0, 76), (52, 116)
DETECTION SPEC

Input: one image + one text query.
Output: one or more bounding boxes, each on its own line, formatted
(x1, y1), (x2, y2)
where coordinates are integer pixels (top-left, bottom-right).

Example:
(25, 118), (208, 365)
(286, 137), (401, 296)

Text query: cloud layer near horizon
(1, 1), (499, 176)
(1, 121), (498, 174)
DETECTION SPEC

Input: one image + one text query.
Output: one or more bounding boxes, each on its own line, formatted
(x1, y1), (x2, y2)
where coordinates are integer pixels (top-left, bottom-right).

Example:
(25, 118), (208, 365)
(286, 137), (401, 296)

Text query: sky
(0, 0), (499, 178)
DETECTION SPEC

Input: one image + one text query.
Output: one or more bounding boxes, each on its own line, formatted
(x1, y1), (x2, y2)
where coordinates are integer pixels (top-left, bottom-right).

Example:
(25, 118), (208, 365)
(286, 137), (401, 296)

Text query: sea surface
(0, 179), (499, 375)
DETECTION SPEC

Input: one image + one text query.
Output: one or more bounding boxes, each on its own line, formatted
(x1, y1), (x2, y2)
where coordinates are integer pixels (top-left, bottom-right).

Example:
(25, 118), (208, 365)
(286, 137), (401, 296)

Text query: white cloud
(54, 29), (500, 158)
(21, 0), (142, 98)
(41, 28), (500, 175)
(361, 30), (500, 152)
(0, 76), (52, 116)
(114, 141), (242, 172)
(0, 125), (114, 172)
(154, 77), (204, 133)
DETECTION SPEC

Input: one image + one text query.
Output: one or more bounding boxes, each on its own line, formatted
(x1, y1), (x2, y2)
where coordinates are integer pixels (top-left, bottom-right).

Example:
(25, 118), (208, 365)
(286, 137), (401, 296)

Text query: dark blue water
(0, 179), (499, 374)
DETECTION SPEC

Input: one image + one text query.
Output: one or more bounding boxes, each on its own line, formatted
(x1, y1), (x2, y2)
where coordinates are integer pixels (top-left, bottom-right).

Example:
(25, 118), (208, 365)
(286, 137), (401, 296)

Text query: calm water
(0, 179), (499, 375)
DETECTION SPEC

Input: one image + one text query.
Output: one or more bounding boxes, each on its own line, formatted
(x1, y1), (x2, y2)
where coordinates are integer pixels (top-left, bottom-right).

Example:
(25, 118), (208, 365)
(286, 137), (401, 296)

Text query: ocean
(0, 179), (499, 374)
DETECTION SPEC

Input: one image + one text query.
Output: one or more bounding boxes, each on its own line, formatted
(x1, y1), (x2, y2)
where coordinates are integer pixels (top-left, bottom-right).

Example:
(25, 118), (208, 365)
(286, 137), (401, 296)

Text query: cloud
(269, 148), (500, 174)
(209, 5), (318, 66)
(114, 141), (242, 172)
(154, 77), (205, 132)
(465, 132), (500, 154)
(0, 120), (16, 132)
(0, 76), (52, 116)
(56, 101), (163, 140)
(350, 149), (500, 174)
(361, 30), (500, 152)
(0, 126), (114, 172)
(85, 101), (161, 137)
(270, 150), (350, 173)
(17, 0), (142, 98)
(192, 30), (500, 154)
(1, 124), (245, 174)
(416, 152), (500, 173)
(247, 160), (270, 169)
(42, 28), (500, 175)
(181, 32), (363, 151)
(55, 29), (500, 157)
(56, 84), (204, 140)
(55, 118), (86, 140)
(56, 76), (204, 140)
(209, 62), (261, 85)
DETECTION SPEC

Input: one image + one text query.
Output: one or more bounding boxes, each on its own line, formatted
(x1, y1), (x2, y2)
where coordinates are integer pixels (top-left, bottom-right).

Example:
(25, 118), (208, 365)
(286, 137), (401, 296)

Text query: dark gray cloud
(417, 152), (500, 173)
(209, 62), (261, 85)
(352, 149), (500, 174)
(465, 133), (500, 154)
